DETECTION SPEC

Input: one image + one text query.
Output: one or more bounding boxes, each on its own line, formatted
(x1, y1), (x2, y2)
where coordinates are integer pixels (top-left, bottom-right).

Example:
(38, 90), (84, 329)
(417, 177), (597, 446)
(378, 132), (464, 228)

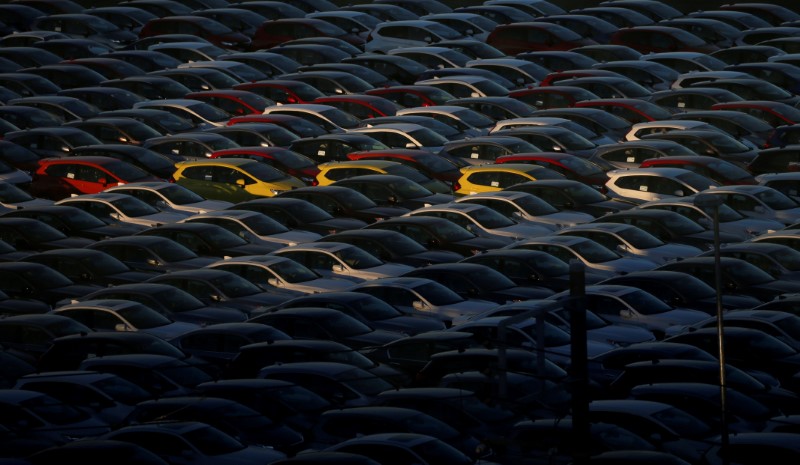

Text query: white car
(623, 120), (722, 142)
(55, 192), (188, 228)
(261, 103), (361, 133)
(408, 201), (553, 242)
(104, 182), (233, 214)
(695, 185), (800, 225)
(207, 255), (352, 294)
(365, 20), (463, 53)
(604, 167), (719, 204)
(420, 12), (498, 42)
(180, 210), (321, 247)
(271, 242), (414, 283)
(397, 105), (495, 138)
(455, 191), (594, 230)
(349, 123), (449, 153)
(756, 172), (800, 203)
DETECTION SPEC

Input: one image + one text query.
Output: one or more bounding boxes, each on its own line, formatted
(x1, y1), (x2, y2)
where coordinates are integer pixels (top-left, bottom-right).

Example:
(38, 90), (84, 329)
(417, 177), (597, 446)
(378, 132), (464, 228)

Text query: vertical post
(569, 260), (589, 465)
(694, 193), (729, 464)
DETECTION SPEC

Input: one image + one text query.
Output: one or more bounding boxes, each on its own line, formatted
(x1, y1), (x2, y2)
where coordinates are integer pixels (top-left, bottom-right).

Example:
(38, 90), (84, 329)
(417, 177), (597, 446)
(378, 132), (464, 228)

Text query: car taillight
(453, 181), (461, 191)
(311, 179), (319, 186)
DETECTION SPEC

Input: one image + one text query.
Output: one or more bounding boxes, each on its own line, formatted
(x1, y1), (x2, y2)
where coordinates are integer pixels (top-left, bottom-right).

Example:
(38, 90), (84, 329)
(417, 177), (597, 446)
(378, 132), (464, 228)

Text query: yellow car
(173, 158), (305, 203)
(455, 163), (564, 195)
(315, 159), (451, 193)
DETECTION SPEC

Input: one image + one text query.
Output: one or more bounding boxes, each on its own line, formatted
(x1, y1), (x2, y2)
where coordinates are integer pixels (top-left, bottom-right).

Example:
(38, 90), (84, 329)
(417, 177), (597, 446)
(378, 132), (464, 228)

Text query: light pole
(693, 192), (729, 460)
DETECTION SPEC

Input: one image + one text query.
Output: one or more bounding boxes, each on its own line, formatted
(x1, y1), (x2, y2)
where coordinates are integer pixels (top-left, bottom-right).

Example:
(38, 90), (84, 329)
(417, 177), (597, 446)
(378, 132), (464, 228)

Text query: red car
(312, 95), (399, 119)
(639, 155), (756, 185)
(30, 156), (163, 200)
(711, 101), (800, 128)
(496, 152), (609, 188)
(486, 22), (597, 55)
(365, 85), (455, 108)
(185, 90), (274, 116)
(233, 79), (325, 105)
(210, 147), (320, 184)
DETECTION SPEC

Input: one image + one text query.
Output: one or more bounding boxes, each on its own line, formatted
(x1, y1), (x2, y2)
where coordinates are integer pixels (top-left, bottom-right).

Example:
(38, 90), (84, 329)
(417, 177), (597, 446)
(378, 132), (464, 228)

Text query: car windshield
(156, 185), (206, 205)
(110, 197), (160, 217)
(240, 214), (289, 235)
(338, 367), (394, 395)
(23, 221), (68, 243)
(0, 142), (40, 165)
(675, 172), (719, 191)
(333, 246), (384, 269)
(435, 220), (476, 241)
(124, 149), (175, 172)
(291, 201), (333, 222)
(672, 275), (715, 300)
(466, 268), (516, 291)
(618, 289), (673, 315)
(352, 296), (403, 320)
(189, 102), (231, 122)
(210, 273), (262, 297)
(184, 424), (246, 455)
(333, 189), (376, 210)
(416, 153), (461, 174)
(562, 183), (608, 203)
(386, 177), (434, 199)
(560, 155), (606, 177)
(272, 149), (316, 170)
(554, 131), (596, 150)
(616, 227), (665, 249)
(553, 307), (609, 331)
(450, 109), (494, 129)
(414, 281), (464, 305)
(661, 212), (705, 234)
(158, 360), (213, 387)
(319, 107), (361, 129)
(0, 182), (34, 203)
(117, 303), (173, 329)
(727, 262), (775, 286)
(151, 111), (194, 132)
(467, 206), (516, 228)
(106, 160), (152, 182)
(270, 259), (319, 283)
(91, 376), (151, 404)
(201, 225), (249, 247)
(385, 164), (432, 185)
(769, 248), (800, 271)
(754, 188), (798, 211)
(153, 289), (205, 311)
(706, 133), (751, 154)
(651, 404), (713, 439)
(84, 253), (130, 274)
(242, 162), (289, 183)
(706, 160), (753, 182)
(513, 194), (559, 215)
(408, 127), (450, 147)
(150, 240), (198, 262)
(572, 239), (622, 263)
(411, 439), (472, 465)
(21, 394), (90, 424)
(375, 233), (427, 255)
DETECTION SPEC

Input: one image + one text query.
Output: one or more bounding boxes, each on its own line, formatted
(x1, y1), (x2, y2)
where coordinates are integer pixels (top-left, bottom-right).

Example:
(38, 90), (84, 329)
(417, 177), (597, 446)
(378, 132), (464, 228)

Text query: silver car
(408, 202), (552, 243)
(550, 285), (709, 337)
(508, 235), (659, 278)
(556, 222), (703, 264)
(697, 185), (800, 226)
(271, 242), (414, 283)
(638, 196), (784, 240)
(55, 192), (188, 228)
(207, 255), (352, 294)
(180, 210), (321, 247)
(104, 181), (233, 214)
(456, 191), (595, 231)
(350, 277), (497, 325)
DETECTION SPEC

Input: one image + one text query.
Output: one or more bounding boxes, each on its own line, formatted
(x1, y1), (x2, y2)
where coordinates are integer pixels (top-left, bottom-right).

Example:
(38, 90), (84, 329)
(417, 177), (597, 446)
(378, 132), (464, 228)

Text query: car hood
(408, 193), (455, 208)
(174, 306), (248, 325)
(260, 229), (322, 246)
(372, 315), (445, 335)
(724, 217), (783, 239)
(490, 286), (555, 303)
(127, 211), (189, 227)
(637, 243), (703, 265)
(287, 277), (353, 293)
(223, 242), (281, 257)
(85, 223), (147, 238)
(108, 270), (161, 284)
(345, 328), (405, 348)
(402, 250), (463, 266)
(312, 217), (369, 234)
(357, 263), (416, 279)
(651, 307), (710, 328)
(141, 321), (199, 340)
(588, 324), (657, 347)
(167, 256), (218, 271)
(358, 206), (410, 219)
(489, 223), (552, 240)
(0, 169), (32, 185)
(772, 207), (800, 225)
(751, 279), (800, 295)
(176, 199), (235, 213)
(3, 197), (53, 209)
(454, 236), (510, 252)
(590, 256), (658, 274)
(46, 236), (97, 249)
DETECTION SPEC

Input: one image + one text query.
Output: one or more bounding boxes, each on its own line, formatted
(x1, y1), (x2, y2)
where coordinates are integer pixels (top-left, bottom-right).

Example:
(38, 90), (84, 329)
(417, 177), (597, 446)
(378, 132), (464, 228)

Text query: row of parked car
(6, 0), (800, 464)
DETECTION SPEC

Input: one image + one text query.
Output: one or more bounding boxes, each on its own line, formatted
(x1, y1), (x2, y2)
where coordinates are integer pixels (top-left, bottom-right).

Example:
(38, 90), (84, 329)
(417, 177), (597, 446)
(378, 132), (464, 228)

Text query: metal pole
(569, 260), (588, 465)
(712, 204), (729, 461)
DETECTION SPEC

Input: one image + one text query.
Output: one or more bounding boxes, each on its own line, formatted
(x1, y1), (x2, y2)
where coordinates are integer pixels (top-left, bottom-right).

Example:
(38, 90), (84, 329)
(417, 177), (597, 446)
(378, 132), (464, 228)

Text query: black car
(21, 248), (156, 287)
(0, 314), (92, 363)
(0, 261), (101, 306)
(230, 197), (367, 235)
(596, 209), (742, 250)
(278, 185), (409, 224)
(319, 229), (462, 267)
(657, 256), (800, 303)
(80, 283), (248, 326)
(86, 235), (216, 273)
(0, 217), (95, 252)
(71, 144), (177, 180)
(402, 263), (554, 303)
(270, 291), (445, 335)
(170, 322), (291, 367)
(365, 215), (508, 257)
(332, 175), (454, 210)
(147, 268), (293, 315)
(2, 205), (145, 240)
(462, 249), (607, 291)
(136, 222), (281, 258)
(506, 180), (634, 217)
(601, 270), (761, 313)
(97, 108), (196, 135)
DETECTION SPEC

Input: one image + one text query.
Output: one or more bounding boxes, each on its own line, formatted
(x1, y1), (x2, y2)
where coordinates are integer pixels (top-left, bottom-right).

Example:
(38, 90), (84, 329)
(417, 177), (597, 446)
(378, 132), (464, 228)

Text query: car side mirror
(109, 212), (122, 222)
(146, 258), (160, 267)
(387, 195), (398, 204)
(620, 309), (633, 319)
(155, 200), (169, 210)
(210, 294), (222, 302)
(426, 238), (439, 247)
(616, 244), (629, 253)
(754, 205), (767, 214)
(405, 143), (417, 149)
(236, 179), (246, 187)
(332, 264), (345, 273)
(673, 190), (684, 197)
(98, 178), (108, 185)
(267, 277), (281, 287)
(115, 323), (133, 332)
(412, 300), (428, 311)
